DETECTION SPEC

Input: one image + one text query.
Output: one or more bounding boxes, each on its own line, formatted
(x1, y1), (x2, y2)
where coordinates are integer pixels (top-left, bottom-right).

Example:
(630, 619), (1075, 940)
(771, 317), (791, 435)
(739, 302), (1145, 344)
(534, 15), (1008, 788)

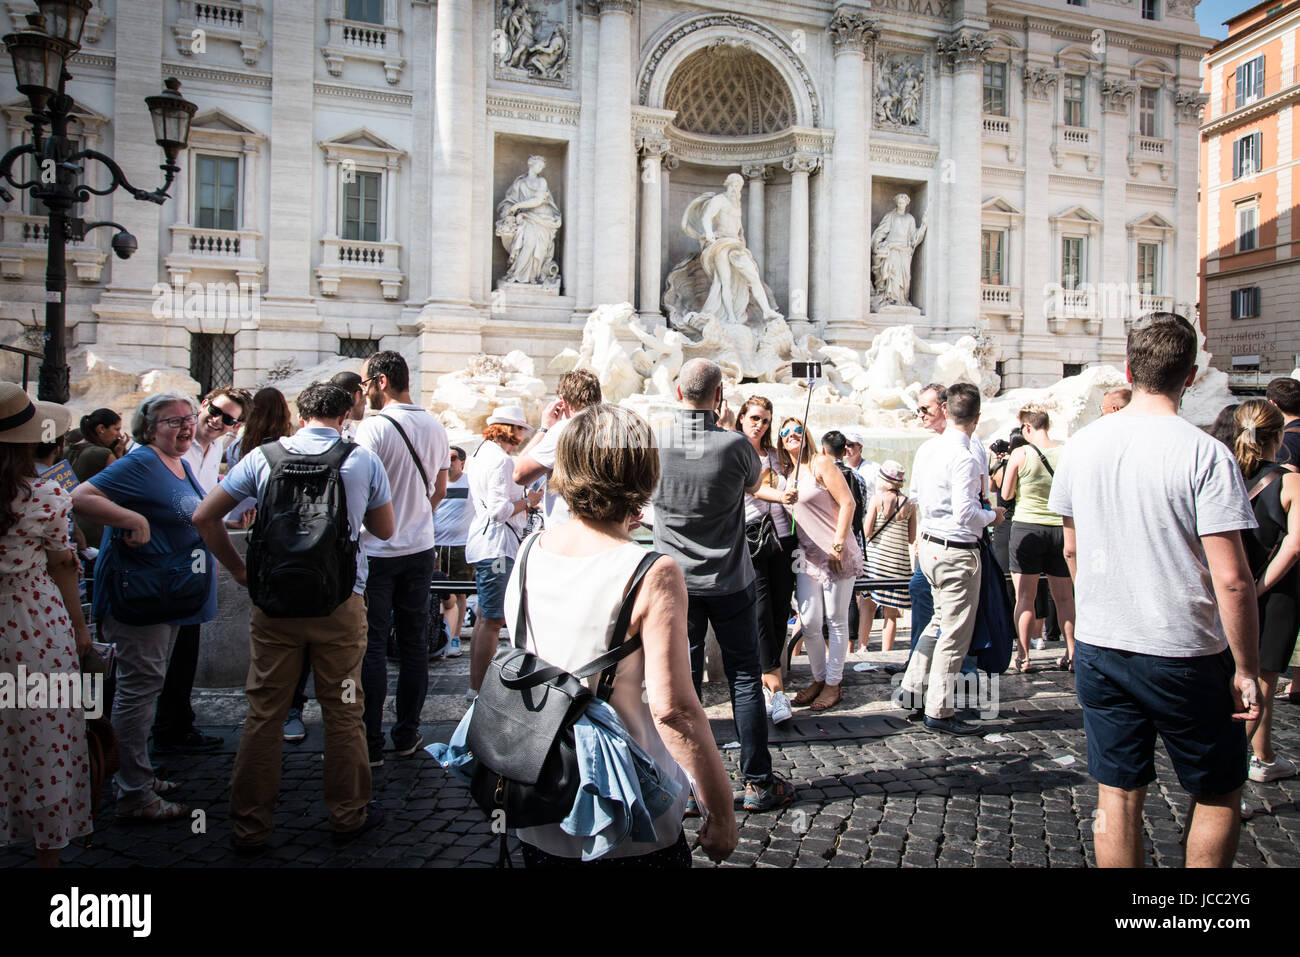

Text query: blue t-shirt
(90, 445), (218, 625)
(221, 426), (391, 593)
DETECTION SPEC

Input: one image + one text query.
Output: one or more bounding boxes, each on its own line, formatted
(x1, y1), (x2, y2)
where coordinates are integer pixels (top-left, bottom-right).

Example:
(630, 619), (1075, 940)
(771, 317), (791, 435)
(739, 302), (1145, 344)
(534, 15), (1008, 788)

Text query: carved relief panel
(493, 0), (573, 88)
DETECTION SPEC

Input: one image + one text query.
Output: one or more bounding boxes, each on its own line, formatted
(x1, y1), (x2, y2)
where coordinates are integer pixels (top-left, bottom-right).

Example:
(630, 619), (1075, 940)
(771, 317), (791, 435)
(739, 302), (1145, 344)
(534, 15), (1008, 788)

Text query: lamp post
(1, 0), (194, 403)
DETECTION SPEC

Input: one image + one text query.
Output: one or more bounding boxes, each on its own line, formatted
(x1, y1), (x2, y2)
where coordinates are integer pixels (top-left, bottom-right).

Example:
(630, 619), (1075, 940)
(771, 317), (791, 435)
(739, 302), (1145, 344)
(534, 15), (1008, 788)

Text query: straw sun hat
(0, 382), (70, 444)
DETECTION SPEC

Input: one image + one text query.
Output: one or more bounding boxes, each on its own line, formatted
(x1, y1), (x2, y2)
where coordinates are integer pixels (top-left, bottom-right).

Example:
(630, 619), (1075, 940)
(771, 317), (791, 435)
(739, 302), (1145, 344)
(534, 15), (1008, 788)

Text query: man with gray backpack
(193, 382), (395, 852)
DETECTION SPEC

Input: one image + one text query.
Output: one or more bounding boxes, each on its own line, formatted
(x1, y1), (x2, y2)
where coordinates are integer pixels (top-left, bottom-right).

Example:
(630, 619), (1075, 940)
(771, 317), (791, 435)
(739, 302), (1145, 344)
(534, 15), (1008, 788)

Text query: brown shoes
(791, 681), (825, 707)
(810, 684), (843, 712)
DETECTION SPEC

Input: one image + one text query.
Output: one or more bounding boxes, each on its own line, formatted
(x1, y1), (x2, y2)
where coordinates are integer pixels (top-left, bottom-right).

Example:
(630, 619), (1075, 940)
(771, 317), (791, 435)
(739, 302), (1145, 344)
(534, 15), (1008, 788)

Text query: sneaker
(1241, 799), (1255, 820)
(395, 732), (424, 758)
(446, 637), (463, 658)
(332, 801), (385, 844)
(743, 774), (797, 812)
(923, 715), (982, 736)
(1032, 637), (1047, 651)
(763, 686), (773, 715)
(770, 691), (794, 726)
(283, 708), (306, 743)
(368, 744), (384, 769)
(1248, 754), (1298, 783)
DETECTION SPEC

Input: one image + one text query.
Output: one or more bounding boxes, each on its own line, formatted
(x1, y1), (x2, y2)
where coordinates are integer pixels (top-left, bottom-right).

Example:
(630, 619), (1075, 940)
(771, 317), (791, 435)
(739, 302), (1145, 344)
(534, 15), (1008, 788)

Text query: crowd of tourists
(2, 312), (1297, 868)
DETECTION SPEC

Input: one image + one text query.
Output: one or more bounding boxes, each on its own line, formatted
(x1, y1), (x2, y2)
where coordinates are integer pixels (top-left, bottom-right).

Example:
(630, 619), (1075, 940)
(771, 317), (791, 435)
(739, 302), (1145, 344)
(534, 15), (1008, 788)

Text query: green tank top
(1014, 444), (1063, 526)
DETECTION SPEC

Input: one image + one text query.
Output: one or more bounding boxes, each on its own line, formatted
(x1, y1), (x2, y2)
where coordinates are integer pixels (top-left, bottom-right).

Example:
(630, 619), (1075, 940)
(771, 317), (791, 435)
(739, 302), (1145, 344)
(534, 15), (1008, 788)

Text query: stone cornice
(869, 141), (939, 168)
(315, 82), (412, 107)
(162, 61), (273, 89)
(666, 125), (832, 168)
(1201, 85), (1299, 135)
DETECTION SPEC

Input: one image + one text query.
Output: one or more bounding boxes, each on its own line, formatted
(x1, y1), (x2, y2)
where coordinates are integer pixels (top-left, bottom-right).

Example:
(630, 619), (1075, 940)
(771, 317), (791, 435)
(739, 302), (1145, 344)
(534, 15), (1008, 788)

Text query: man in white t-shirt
(513, 369), (602, 527)
(355, 351), (450, 766)
(1050, 312), (1260, 867)
(843, 428), (877, 487)
(155, 386), (250, 755)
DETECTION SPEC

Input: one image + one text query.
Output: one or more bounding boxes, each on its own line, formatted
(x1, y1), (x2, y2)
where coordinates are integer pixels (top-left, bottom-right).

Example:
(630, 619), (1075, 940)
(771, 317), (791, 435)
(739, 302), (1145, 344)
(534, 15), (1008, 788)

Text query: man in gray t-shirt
(1048, 312), (1260, 868)
(652, 359), (794, 811)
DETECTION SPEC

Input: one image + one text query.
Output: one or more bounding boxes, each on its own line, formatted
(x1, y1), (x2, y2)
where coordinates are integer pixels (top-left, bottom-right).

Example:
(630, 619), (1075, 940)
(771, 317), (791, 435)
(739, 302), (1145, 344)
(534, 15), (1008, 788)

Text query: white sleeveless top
(502, 534), (691, 858)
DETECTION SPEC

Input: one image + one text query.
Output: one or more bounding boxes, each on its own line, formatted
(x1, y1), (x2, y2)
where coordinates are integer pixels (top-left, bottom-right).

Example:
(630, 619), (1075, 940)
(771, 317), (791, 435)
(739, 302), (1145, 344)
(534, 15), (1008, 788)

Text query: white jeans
(796, 574), (855, 685)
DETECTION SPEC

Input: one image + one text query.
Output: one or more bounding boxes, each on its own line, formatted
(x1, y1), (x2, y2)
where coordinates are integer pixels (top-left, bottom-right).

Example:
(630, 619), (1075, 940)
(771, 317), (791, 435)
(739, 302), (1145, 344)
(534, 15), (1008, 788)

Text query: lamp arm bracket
(74, 149), (174, 205)
(0, 143), (39, 191)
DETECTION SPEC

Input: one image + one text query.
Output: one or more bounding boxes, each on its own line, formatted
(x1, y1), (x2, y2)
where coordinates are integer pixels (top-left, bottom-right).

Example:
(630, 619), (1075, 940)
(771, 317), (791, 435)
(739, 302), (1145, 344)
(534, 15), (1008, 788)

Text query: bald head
(677, 358), (723, 409)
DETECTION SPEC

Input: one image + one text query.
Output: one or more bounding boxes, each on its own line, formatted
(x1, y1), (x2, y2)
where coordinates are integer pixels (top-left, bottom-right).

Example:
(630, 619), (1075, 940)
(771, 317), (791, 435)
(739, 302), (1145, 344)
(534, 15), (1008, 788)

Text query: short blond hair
(551, 404), (659, 523)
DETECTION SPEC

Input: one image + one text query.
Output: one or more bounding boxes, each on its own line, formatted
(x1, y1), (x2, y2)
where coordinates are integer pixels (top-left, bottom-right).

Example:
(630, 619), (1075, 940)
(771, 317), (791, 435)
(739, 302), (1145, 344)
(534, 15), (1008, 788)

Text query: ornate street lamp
(1, 1), (195, 404)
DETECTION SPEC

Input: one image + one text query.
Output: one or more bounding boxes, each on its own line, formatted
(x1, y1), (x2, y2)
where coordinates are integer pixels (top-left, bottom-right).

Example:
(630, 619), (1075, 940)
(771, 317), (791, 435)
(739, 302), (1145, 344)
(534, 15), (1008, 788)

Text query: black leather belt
(922, 533), (979, 550)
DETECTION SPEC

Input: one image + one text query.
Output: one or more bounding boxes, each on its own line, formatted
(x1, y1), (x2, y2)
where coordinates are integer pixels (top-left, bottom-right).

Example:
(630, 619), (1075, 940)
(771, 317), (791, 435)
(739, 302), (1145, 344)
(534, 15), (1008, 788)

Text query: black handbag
(106, 533), (212, 626)
(465, 533), (662, 836)
(746, 513), (782, 560)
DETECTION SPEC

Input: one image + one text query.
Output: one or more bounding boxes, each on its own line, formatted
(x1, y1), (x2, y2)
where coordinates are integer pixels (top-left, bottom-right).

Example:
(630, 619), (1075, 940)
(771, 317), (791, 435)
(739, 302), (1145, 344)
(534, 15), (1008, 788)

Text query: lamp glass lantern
(2, 30), (70, 114)
(35, 0), (92, 47)
(144, 77), (196, 163)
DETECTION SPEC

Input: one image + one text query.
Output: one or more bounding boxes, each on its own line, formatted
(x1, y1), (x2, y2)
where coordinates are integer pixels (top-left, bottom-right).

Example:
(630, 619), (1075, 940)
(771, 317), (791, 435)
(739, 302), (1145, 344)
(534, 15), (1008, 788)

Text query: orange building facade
(1201, 0), (1300, 384)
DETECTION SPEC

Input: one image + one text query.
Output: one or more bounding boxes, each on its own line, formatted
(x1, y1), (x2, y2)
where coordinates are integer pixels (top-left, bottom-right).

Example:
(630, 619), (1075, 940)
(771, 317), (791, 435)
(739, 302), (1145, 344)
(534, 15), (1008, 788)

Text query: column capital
(783, 154), (821, 176)
(1173, 89), (1208, 124)
(829, 6), (880, 56)
(636, 135), (671, 159)
(661, 153), (679, 172)
(1099, 78), (1137, 114)
(741, 163), (771, 182)
(590, 0), (636, 16)
(1022, 65), (1061, 102)
(936, 29), (993, 71)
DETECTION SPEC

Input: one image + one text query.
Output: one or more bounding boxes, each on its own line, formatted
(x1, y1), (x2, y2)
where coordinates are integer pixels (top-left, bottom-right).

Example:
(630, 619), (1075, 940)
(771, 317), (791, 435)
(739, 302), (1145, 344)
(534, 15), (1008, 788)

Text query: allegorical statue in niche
(495, 155), (562, 289)
(871, 193), (928, 309)
(667, 173), (781, 329)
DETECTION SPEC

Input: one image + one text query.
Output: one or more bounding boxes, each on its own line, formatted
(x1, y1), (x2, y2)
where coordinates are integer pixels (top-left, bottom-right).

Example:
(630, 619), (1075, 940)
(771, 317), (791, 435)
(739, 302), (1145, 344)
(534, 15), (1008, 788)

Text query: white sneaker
(770, 691), (794, 726)
(1249, 754), (1298, 783)
(446, 637), (463, 658)
(1032, 637), (1047, 651)
(1240, 799), (1255, 820)
(464, 689), (478, 702)
(763, 687), (773, 716)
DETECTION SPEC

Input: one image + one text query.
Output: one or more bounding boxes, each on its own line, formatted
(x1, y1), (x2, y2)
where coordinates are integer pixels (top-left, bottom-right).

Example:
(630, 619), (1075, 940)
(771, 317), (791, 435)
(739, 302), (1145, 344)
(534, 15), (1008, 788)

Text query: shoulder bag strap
(511, 532), (541, 650)
(574, 550), (663, 701)
(1026, 443), (1055, 477)
(1248, 466), (1284, 502)
(866, 495), (908, 546)
(377, 413), (430, 491)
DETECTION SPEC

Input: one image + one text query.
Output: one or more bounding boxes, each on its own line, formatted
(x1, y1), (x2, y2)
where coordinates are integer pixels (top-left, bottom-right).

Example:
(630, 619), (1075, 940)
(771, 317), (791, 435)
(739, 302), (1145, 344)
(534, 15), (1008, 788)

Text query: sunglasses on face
(205, 403), (243, 428)
(918, 405), (938, 417)
(160, 414), (198, 430)
(779, 424), (805, 439)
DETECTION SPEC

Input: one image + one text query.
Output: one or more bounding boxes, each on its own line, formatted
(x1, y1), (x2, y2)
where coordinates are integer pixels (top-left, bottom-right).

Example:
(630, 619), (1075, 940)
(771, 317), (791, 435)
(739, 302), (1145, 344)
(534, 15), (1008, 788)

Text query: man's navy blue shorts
(1073, 641), (1247, 797)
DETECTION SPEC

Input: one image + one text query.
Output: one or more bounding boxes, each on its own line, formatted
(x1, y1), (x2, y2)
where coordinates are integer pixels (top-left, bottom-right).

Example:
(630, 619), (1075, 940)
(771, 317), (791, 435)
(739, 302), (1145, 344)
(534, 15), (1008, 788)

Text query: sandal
(1056, 655), (1073, 672)
(810, 684), (843, 711)
(151, 778), (181, 796)
(119, 796), (189, 823)
(791, 681), (825, 707)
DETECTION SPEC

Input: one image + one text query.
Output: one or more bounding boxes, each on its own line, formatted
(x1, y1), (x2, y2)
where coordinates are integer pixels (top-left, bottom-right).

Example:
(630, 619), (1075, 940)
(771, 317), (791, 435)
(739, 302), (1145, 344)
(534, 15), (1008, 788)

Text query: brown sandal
(810, 684), (843, 711)
(791, 682), (825, 707)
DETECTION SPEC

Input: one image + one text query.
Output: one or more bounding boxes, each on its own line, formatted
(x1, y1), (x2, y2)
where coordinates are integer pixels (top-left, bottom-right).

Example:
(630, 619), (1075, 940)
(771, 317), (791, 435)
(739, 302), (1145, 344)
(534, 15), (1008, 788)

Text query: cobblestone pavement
(5, 634), (1300, 869)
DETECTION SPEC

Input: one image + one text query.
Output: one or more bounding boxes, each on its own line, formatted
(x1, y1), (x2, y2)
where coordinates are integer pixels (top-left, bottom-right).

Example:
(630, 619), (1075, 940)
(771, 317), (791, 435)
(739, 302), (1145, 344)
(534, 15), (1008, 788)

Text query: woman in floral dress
(0, 383), (92, 866)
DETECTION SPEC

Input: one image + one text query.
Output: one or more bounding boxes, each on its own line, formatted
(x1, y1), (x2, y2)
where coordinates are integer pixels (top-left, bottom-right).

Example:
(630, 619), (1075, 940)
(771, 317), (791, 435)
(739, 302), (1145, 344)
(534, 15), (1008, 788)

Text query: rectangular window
(342, 171), (382, 242)
(1139, 87), (1159, 137)
(1237, 204), (1258, 252)
(1142, 0), (1159, 19)
(1061, 237), (1083, 290)
(1231, 287), (1261, 318)
(1233, 131), (1263, 178)
(1067, 0), (1084, 5)
(338, 337), (380, 359)
(1235, 55), (1266, 107)
(190, 333), (236, 395)
(195, 155), (239, 230)
(345, 0), (384, 23)
(982, 62), (1007, 116)
(1063, 363), (1085, 377)
(981, 230), (1005, 285)
(1063, 74), (1086, 127)
(1137, 243), (1159, 293)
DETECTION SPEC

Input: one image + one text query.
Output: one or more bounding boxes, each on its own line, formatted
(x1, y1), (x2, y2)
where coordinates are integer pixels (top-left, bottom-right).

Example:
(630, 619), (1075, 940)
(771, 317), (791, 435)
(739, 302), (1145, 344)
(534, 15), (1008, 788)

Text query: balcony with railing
(322, 15), (405, 83)
(1128, 133), (1171, 179)
(980, 284), (1023, 330)
(1051, 125), (1098, 171)
(165, 225), (264, 288)
(1218, 65), (1300, 119)
(1044, 286), (1099, 333)
(981, 114), (1020, 163)
(316, 237), (404, 299)
(0, 213), (104, 282)
(173, 0), (265, 66)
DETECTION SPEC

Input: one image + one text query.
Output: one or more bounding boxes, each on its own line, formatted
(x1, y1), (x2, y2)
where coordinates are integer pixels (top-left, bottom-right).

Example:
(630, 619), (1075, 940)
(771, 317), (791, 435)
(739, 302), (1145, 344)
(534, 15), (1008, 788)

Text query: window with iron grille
(190, 333), (236, 395)
(338, 337), (379, 359)
(346, 0), (383, 23)
(1063, 74), (1086, 127)
(1139, 87), (1159, 137)
(196, 155), (239, 230)
(1063, 363), (1084, 378)
(343, 171), (382, 242)
(1231, 287), (1261, 319)
(982, 63), (1006, 116)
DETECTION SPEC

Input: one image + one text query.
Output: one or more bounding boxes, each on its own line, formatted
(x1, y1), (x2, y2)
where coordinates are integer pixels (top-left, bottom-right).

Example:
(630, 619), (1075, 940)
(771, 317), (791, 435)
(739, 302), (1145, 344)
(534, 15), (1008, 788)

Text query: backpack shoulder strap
(1027, 443), (1055, 476)
(1248, 464), (1285, 502)
(320, 437), (357, 468)
(377, 413), (430, 491)
(574, 550), (663, 701)
(260, 439), (286, 470)
(511, 532), (542, 650)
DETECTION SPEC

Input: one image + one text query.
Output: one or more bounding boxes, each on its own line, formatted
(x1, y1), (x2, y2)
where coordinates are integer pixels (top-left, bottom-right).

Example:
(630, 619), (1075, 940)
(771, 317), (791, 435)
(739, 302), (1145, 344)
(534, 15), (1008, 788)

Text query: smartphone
(790, 360), (823, 380)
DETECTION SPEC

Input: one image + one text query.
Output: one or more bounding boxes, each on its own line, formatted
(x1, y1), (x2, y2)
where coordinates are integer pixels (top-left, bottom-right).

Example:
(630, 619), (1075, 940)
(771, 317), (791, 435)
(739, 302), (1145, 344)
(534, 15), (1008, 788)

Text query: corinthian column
(742, 163), (770, 275)
(937, 29), (993, 331)
(428, 0), (474, 310)
(827, 6), (879, 332)
(784, 155), (820, 322)
(637, 137), (670, 321)
(592, 0), (637, 305)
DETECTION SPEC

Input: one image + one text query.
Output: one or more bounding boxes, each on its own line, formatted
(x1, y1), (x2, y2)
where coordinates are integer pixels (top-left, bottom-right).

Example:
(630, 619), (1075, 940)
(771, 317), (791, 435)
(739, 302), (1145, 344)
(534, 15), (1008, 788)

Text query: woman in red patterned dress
(0, 383), (92, 866)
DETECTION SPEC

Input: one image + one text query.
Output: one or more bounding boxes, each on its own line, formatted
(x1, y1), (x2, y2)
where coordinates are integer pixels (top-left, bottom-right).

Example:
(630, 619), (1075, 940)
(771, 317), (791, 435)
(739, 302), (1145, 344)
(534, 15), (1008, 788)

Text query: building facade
(1200, 0), (1300, 388)
(1, 0), (1209, 398)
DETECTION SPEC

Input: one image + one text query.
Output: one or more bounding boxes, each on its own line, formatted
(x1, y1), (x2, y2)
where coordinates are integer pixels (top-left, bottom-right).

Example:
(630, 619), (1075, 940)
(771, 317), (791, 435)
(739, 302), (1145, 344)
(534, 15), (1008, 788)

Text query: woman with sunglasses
(777, 417), (863, 711)
(737, 397), (799, 726)
(71, 393), (217, 822)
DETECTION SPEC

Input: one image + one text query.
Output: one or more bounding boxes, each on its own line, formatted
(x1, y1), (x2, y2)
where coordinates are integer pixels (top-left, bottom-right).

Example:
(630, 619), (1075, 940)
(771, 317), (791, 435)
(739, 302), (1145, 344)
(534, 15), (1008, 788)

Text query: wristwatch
(831, 542), (844, 554)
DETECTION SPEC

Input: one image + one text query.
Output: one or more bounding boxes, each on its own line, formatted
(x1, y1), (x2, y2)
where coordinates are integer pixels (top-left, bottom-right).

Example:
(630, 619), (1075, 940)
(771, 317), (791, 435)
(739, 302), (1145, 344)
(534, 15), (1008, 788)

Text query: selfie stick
(791, 365), (818, 491)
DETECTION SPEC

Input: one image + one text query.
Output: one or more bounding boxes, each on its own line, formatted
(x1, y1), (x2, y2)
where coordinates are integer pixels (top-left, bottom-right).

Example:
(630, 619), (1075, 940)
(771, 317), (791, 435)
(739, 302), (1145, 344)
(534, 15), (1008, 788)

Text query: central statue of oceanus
(663, 172), (783, 336)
